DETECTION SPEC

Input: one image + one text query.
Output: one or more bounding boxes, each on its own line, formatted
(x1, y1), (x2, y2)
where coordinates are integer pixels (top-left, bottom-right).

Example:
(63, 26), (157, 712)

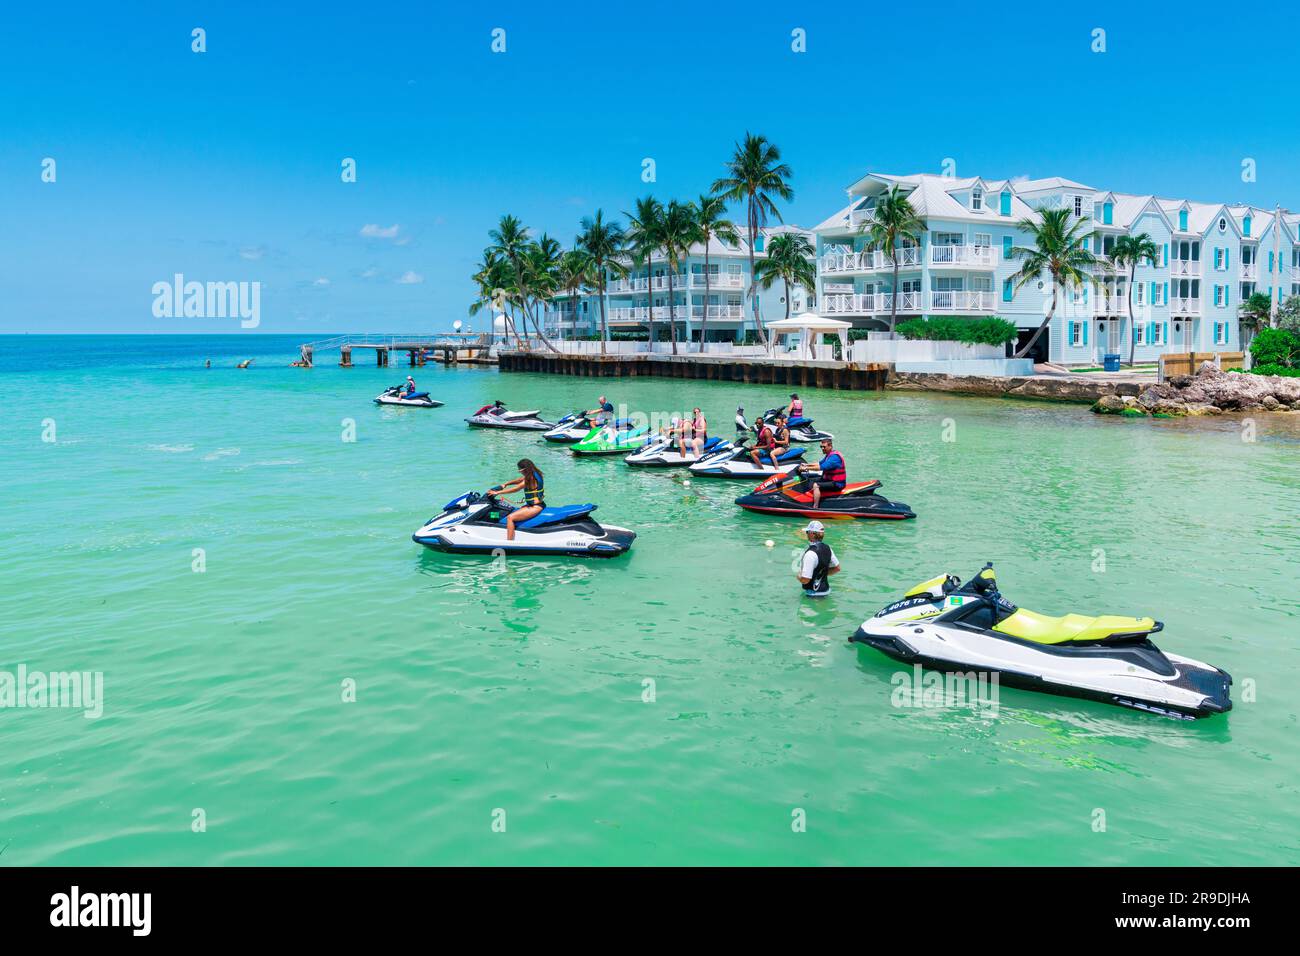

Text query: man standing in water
(796, 520), (840, 598)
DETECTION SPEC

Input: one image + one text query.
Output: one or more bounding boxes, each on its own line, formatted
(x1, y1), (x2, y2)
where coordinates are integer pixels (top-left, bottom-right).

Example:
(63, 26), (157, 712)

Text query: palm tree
(658, 200), (697, 355)
(1239, 291), (1273, 352)
(1007, 207), (1100, 361)
(576, 210), (626, 355)
(469, 248), (521, 348)
(519, 234), (562, 351)
(752, 233), (816, 321)
(554, 249), (594, 341)
(624, 196), (664, 346)
(691, 194), (740, 352)
(487, 215), (554, 351)
(859, 185), (926, 334)
(712, 133), (794, 347)
(1109, 233), (1159, 367)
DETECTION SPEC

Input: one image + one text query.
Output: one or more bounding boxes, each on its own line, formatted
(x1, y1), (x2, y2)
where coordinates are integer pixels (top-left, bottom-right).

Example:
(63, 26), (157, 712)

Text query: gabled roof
(1107, 194), (1171, 231)
(1012, 176), (1096, 193)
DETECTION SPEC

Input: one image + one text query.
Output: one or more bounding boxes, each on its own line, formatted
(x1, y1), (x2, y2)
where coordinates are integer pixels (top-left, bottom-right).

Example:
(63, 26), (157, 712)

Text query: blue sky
(2, 0), (1297, 333)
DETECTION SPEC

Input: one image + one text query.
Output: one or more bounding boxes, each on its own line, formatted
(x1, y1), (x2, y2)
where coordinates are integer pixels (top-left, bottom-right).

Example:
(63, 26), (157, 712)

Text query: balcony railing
(821, 291), (925, 315)
(687, 272), (745, 289)
(1171, 297), (1202, 315)
(929, 245), (996, 268)
(820, 247), (923, 274)
(1241, 264), (1258, 280)
(1092, 298), (1128, 316)
(928, 290), (996, 312)
(1171, 260), (1201, 277)
(609, 305), (735, 324)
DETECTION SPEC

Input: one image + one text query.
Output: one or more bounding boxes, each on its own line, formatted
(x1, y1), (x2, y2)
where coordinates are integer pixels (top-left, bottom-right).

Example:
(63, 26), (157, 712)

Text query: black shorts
(815, 480), (845, 493)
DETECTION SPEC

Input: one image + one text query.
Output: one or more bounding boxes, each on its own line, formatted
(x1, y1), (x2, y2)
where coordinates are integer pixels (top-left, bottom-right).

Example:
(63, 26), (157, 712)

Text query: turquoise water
(1, 335), (1298, 866)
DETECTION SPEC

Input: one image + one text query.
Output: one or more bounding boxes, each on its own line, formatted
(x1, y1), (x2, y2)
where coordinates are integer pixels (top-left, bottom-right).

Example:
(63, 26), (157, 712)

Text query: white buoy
(764, 539), (775, 548)
(682, 479), (691, 488)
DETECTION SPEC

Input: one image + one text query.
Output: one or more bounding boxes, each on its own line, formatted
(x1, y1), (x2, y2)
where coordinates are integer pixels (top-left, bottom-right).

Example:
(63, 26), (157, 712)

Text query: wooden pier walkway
(498, 351), (891, 391)
(297, 333), (492, 368)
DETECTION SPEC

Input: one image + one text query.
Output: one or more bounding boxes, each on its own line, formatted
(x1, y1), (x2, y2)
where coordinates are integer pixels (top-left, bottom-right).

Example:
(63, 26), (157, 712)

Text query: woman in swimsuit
(493, 458), (545, 541)
(689, 407), (708, 458)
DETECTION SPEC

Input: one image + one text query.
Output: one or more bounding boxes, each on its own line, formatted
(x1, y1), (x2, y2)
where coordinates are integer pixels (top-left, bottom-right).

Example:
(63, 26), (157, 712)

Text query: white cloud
(360, 267), (378, 279)
(360, 223), (400, 239)
(313, 277), (330, 286)
(239, 246), (265, 260)
(396, 270), (424, 285)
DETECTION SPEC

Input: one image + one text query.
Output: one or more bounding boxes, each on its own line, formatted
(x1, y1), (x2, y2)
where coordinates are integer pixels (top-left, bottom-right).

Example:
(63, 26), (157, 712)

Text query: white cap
(803, 520), (825, 534)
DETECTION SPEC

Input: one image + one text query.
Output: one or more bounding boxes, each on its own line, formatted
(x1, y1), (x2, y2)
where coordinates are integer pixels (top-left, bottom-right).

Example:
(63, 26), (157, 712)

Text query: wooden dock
(498, 351), (891, 391)
(297, 333), (493, 368)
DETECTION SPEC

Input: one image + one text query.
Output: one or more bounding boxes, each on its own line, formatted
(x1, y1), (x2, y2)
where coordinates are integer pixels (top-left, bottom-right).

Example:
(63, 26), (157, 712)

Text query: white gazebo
(764, 312), (853, 359)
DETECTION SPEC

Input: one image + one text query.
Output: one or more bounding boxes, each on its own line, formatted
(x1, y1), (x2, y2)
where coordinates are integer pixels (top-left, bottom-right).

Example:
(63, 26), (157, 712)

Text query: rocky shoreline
(1092, 363), (1300, 417)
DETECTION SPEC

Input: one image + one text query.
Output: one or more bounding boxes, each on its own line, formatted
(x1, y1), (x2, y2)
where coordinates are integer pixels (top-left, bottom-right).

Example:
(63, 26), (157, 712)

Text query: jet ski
(570, 420), (651, 456)
(464, 401), (555, 431)
(758, 408), (833, 443)
(542, 412), (595, 443)
(412, 491), (636, 557)
(735, 473), (915, 520)
(625, 434), (733, 467)
(375, 385), (443, 408)
(850, 563), (1232, 720)
(686, 442), (806, 478)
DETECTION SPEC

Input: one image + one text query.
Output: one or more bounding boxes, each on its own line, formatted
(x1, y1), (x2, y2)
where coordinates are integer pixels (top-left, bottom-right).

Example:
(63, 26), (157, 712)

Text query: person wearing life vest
(782, 393), (804, 422)
(800, 438), (846, 509)
(770, 415), (791, 461)
(797, 520), (840, 597)
(403, 375), (417, 396)
(749, 417), (777, 466)
(491, 458), (545, 541)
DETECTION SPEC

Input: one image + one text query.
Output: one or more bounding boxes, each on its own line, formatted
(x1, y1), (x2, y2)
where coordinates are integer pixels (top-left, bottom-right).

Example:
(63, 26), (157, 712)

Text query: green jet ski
(571, 419), (650, 456)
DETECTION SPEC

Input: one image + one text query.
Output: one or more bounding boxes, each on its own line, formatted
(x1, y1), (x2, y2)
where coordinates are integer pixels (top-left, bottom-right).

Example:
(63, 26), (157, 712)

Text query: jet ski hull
(735, 479), (916, 520)
(375, 395), (443, 407)
(413, 526), (636, 557)
(625, 436), (732, 467)
(465, 411), (555, 430)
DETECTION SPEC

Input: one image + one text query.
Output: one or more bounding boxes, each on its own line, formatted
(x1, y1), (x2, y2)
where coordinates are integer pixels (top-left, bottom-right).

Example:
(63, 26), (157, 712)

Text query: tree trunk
(699, 243), (710, 353)
(667, 264), (678, 356)
(1014, 285), (1056, 360)
(645, 254), (657, 348)
(748, 200), (768, 347)
(599, 272), (608, 356)
(783, 277), (791, 319)
(1126, 264), (1137, 367)
(890, 251), (900, 334)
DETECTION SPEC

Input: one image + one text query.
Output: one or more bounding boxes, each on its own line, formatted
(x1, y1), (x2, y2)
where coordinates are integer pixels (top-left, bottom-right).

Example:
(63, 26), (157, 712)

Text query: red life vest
(820, 451), (846, 483)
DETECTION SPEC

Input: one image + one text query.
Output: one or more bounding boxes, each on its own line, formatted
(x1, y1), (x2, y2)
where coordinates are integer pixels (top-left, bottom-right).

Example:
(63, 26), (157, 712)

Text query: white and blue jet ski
(758, 407), (833, 443)
(542, 411), (596, 443)
(686, 441), (806, 479)
(412, 491), (636, 558)
(375, 385), (443, 408)
(465, 401), (555, 431)
(625, 434), (734, 467)
(851, 563), (1232, 720)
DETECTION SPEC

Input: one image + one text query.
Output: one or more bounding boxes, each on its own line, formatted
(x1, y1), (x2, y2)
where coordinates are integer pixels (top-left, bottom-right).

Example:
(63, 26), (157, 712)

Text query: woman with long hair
(491, 459), (545, 541)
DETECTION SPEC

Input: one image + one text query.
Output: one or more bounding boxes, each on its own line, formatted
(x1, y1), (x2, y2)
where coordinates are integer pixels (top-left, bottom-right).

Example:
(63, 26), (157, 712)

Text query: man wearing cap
(797, 520), (840, 598)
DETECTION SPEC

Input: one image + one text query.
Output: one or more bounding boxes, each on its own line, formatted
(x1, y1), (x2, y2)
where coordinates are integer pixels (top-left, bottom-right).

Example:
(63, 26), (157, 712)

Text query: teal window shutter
(1164, 281), (1169, 303)
(1149, 280), (1156, 303)
(1002, 278), (1013, 302)
(1179, 210), (1188, 231)
(1244, 216), (1252, 236)
(1225, 286), (1229, 307)
(1003, 235), (1012, 259)
(1103, 202), (1113, 225)
(1083, 321), (1089, 345)
(1269, 251), (1275, 272)
(1163, 321), (1169, 342)
(1163, 243), (1169, 266)
(1000, 191), (1011, 216)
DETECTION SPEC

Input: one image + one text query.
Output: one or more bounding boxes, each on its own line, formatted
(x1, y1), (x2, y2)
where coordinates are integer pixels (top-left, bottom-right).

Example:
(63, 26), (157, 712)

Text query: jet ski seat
(500, 504), (597, 529)
(994, 609), (1159, 645)
(787, 416), (811, 427)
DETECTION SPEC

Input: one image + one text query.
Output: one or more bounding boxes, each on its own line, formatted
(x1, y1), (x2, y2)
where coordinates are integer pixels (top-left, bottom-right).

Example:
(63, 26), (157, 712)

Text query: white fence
(539, 341), (771, 356)
(850, 337), (1006, 364)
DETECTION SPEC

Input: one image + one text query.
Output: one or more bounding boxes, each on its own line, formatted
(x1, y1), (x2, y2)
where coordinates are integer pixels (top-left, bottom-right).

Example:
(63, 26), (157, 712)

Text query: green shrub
(1246, 363), (1300, 378)
(1248, 328), (1300, 368)
(895, 315), (1019, 346)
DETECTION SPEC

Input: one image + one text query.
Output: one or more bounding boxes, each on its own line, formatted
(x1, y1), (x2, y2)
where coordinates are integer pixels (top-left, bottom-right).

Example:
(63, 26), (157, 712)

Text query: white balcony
(928, 290), (996, 312)
(1171, 297), (1202, 315)
(821, 291), (924, 316)
(1171, 260), (1201, 277)
(1092, 298), (1128, 316)
(820, 247), (923, 275)
(849, 207), (878, 228)
(929, 245), (997, 269)
(1241, 263), (1258, 280)
(687, 272), (745, 289)
(689, 304), (746, 321)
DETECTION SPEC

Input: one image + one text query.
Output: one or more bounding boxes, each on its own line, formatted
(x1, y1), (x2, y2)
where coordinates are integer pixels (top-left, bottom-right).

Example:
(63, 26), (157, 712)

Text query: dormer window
(1073, 195), (1083, 217)
(999, 191), (1011, 216)
(1178, 209), (1188, 232)
(1243, 215), (1252, 237)
(971, 188), (983, 212)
